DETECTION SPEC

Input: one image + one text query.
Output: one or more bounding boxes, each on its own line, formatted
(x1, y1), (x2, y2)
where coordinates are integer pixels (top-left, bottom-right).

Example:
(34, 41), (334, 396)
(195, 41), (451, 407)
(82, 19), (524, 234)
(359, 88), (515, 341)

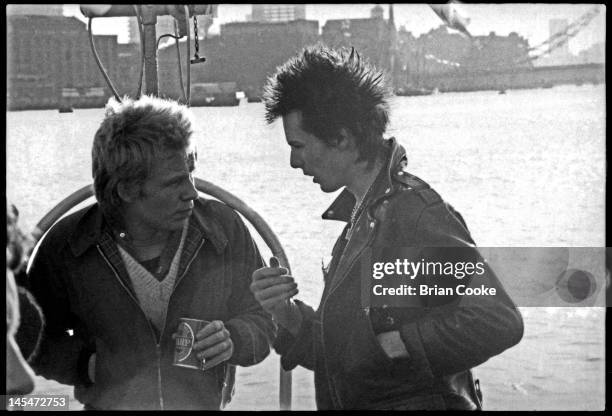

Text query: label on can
(173, 318), (209, 370)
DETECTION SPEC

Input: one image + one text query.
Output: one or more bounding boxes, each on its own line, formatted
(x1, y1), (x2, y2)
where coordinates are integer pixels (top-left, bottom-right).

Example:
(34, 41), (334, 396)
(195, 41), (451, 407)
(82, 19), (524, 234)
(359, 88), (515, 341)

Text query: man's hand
(250, 257), (302, 334)
(185, 320), (234, 370)
(376, 331), (410, 359)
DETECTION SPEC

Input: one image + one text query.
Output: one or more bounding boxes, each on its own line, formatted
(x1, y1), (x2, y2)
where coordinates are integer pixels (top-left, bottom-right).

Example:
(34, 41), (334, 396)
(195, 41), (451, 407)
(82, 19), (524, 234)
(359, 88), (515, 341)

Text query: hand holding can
(173, 318), (211, 370)
(192, 320), (234, 370)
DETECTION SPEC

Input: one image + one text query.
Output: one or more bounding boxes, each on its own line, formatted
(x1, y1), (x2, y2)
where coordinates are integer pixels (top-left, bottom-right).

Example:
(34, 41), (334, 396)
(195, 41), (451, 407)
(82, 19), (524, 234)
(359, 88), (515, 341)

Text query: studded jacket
(274, 138), (524, 410)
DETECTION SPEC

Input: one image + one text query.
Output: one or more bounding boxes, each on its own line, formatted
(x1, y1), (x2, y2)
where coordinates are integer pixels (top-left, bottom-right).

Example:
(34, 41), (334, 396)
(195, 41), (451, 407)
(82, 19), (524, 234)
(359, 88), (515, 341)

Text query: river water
(6, 85), (605, 410)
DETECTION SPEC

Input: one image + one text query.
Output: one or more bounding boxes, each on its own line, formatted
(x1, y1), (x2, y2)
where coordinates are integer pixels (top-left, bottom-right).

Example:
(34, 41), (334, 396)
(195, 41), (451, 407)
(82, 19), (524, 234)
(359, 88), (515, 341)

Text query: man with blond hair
(28, 96), (275, 410)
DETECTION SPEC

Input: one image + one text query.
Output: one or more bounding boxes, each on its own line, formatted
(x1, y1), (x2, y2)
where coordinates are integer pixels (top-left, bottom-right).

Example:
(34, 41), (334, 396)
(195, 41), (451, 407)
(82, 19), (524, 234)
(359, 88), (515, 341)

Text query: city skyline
(61, 4), (606, 55)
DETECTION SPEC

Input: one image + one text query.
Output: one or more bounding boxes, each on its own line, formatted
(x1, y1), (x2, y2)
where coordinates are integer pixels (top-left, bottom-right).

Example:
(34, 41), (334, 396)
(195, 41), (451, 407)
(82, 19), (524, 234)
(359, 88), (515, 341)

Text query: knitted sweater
(117, 222), (188, 335)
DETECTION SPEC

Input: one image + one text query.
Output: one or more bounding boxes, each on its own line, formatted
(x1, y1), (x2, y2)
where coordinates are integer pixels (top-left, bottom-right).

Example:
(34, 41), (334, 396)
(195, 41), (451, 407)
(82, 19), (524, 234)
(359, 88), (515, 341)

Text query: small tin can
(173, 318), (209, 370)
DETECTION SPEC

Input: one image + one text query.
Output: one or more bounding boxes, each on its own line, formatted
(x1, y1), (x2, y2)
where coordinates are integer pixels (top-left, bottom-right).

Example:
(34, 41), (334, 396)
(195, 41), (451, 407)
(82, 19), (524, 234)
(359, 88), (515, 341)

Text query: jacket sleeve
(223, 211), (277, 367)
(272, 299), (318, 371)
(396, 203), (524, 378)
(26, 234), (93, 386)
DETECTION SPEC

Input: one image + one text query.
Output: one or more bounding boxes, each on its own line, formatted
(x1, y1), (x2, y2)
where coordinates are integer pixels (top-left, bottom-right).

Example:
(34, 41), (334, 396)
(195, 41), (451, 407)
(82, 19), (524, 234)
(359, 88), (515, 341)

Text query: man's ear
(117, 181), (139, 203)
(336, 128), (355, 151)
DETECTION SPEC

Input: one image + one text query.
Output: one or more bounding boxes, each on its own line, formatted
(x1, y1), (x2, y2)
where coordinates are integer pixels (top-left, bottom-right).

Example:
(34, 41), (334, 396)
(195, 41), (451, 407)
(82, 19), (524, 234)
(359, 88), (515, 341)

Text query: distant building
(578, 42), (605, 64)
(466, 31), (533, 71)
(535, 19), (575, 66)
(115, 43), (142, 95)
(396, 25), (468, 87)
(370, 4), (384, 20)
(530, 19), (585, 67)
(6, 4), (64, 16)
(322, 5), (394, 72)
(157, 19), (319, 100)
(251, 4), (306, 23)
(7, 15), (119, 109)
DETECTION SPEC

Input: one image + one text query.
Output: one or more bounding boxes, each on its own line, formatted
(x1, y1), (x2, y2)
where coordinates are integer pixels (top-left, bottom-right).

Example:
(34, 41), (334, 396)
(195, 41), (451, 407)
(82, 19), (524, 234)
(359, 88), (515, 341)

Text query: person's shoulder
(38, 203), (99, 247)
(194, 197), (255, 247)
(382, 168), (474, 244)
(194, 197), (250, 240)
(388, 171), (445, 212)
(195, 197), (242, 223)
(387, 171), (470, 227)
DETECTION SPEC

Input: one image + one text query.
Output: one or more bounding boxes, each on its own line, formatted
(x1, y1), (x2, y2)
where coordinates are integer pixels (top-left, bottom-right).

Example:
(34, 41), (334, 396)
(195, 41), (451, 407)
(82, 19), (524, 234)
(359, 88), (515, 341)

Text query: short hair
(263, 44), (391, 165)
(92, 95), (195, 214)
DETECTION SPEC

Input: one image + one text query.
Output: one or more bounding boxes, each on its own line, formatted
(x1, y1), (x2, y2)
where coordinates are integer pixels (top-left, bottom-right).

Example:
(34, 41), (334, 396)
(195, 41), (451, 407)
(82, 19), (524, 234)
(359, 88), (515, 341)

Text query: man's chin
(318, 183), (341, 193)
(166, 217), (189, 230)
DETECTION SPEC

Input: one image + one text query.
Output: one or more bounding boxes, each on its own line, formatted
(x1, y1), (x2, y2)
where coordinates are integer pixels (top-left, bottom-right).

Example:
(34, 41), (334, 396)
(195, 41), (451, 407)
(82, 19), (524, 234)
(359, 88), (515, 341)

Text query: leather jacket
(28, 198), (276, 410)
(274, 138), (524, 409)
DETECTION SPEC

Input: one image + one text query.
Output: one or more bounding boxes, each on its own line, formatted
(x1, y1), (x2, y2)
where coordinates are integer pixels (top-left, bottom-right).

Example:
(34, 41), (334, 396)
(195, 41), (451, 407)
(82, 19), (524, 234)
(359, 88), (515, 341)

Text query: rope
(88, 18), (122, 102)
(173, 19), (188, 104)
(133, 5), (145, 98)
(184, 5), (191, 106)
(156, 34), (182, 50)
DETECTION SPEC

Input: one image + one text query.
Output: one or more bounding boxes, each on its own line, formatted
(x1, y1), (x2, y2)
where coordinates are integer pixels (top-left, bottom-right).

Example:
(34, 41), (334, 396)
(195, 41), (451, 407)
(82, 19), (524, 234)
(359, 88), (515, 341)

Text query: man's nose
(6, 337), (36, 396)
(181, 176), (199, 202)
(289, 151), (302, 170)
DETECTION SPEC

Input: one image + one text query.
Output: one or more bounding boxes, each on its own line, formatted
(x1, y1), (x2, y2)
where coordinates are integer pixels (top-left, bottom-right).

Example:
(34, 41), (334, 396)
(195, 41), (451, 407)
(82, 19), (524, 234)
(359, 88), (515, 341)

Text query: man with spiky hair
(250, 45), (523, 410)
(27, 96), (275, 410)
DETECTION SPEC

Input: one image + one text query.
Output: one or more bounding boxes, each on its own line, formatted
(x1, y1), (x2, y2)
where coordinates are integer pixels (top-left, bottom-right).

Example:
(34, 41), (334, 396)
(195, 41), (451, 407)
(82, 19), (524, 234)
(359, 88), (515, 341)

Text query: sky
(64, 4), (606, 55)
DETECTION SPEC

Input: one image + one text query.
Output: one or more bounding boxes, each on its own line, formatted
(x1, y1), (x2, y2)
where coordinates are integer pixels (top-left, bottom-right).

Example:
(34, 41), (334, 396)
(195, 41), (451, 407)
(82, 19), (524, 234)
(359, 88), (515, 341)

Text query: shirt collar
(321, 137), (407, 222)
(69, 199), (228, 257)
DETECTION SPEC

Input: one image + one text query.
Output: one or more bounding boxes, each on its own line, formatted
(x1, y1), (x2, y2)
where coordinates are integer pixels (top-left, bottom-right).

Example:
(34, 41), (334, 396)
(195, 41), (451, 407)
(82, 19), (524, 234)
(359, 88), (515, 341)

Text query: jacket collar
(69, 199), (228, 257)
(321, 137), (407, 222)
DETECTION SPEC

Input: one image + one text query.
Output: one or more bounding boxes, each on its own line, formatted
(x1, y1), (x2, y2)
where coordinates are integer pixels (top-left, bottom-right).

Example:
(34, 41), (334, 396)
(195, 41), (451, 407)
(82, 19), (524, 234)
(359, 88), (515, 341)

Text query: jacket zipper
(157, 236), (205, 338)
(154, 237), (206, 408)
(97, 245), (164, 409)
(319, 216), (377, 409)
(157, 345), (164, 409)
(156, 236), (206, 354)
(98, 234), (205, 409)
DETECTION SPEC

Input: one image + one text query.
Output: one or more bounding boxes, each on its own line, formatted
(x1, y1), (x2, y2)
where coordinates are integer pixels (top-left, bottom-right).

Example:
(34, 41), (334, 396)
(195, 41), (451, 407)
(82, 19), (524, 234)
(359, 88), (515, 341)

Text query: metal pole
(141, 5), (158, 96)
(280, 369), (292, 410)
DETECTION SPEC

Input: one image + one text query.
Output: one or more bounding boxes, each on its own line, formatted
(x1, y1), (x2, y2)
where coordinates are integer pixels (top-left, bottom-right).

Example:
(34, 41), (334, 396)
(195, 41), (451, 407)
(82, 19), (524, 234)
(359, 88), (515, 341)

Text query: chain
(345, 177), (379, 241)
(350, 179), (377, 224)
(193, 15), (199, 56)
(190, 14), (206, 64)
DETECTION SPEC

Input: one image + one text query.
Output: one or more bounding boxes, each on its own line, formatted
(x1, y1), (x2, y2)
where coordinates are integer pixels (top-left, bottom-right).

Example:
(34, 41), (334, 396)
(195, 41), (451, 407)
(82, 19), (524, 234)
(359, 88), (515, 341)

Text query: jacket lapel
(322, 137), (408, 297)
(327, 213), (376, 295)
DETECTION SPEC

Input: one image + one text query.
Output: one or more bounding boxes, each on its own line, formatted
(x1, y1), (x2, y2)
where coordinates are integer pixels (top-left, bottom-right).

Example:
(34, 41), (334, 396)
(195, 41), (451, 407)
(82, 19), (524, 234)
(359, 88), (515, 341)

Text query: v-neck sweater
(117, 222), (188, 335)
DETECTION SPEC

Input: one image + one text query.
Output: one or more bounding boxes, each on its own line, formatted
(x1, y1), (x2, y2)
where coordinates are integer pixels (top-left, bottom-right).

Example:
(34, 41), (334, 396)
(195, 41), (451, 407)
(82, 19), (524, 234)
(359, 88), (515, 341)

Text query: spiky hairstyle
(263, 44), (391, 164)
